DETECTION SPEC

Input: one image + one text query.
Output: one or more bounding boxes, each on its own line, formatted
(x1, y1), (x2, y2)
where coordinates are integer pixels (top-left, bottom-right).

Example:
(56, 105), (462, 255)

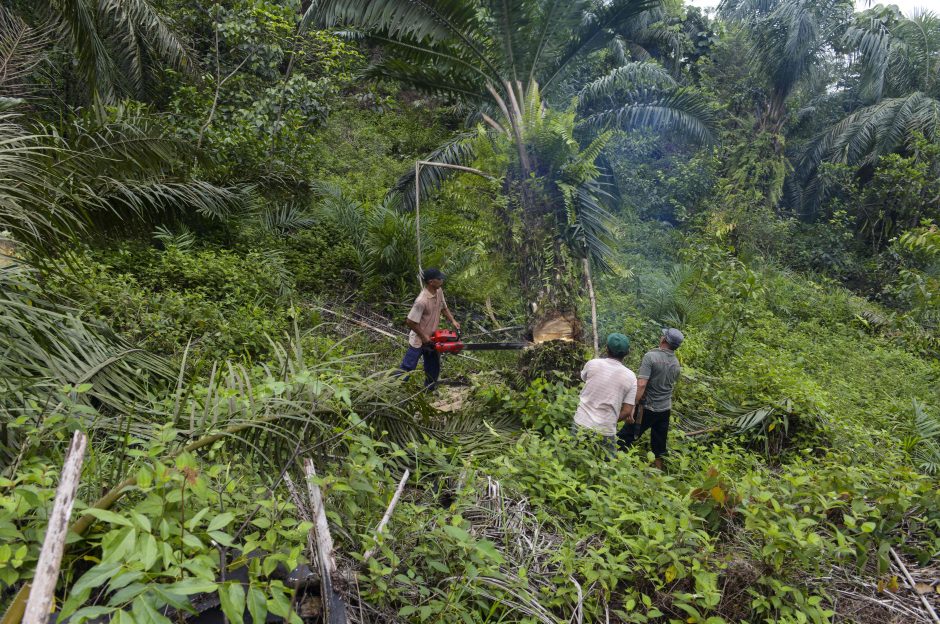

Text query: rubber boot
(652, 457), (664, 471)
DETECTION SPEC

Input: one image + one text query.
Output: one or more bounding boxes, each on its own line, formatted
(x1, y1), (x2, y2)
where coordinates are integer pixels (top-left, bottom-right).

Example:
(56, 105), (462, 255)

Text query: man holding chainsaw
(571, 333), (637, 454)
(399, 268), (460, 390)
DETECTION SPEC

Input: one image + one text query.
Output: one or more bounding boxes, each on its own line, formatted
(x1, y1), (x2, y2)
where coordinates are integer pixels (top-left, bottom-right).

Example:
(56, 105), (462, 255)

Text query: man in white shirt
(572, 333), (637, 453)
(399, 268), (460, 390)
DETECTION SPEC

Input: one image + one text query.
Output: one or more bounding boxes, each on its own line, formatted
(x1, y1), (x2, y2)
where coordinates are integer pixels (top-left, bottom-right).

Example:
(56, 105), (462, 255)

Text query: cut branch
(362, 469), (410, 564)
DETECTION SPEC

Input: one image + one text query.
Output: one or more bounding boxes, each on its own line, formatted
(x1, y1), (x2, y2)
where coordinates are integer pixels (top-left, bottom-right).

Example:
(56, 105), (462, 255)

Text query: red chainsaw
(429, 329), (528, 354)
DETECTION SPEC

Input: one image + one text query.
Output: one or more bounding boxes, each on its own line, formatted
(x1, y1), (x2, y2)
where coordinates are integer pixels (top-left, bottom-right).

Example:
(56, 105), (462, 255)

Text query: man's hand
(452, 320), (461, 331)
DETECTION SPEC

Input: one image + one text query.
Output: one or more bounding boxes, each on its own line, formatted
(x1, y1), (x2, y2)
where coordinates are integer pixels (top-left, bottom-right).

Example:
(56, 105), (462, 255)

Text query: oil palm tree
(307, 0), (715, 337)
(718, 0), (853, 207)
(800, 8), (940, 208)
(719, 0), (854, 136)
(7, 0), (188, 106)
(0, 102), (251, 257)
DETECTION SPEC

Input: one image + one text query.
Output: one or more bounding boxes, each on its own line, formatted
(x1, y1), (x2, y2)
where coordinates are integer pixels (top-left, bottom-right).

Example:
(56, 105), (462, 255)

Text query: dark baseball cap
(422, 268), (445, 281)
(606, 333), (631, 357)
(662, 327), (684, 349)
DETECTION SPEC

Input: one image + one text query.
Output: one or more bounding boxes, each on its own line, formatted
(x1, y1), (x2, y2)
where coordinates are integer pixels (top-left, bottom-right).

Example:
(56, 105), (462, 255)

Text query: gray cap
(662, 327), (684, 349)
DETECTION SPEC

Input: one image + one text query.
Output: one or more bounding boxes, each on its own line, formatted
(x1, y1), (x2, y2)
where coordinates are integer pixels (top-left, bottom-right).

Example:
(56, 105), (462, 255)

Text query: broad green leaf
(133, 596), (173, 624)
(140, 534), (159, 570)
(186, 507), (210, 531)
(207, 512), (235, 532)
(219, 582), (246, 624)
(71, 562), (122, 595)
(247, 586), (267, 624)
(208, 530), (234, 547)
(83, 509), (133, 527)
(110, 571), (145, 592)
(69, 606), (113, 624)
(267, 588), (292, 618)
(130, 511), (152, 534)
(111, 609), (136, 624)
(108, 583), (149, 606)
(102, 527), (137, 563)
(442, 525), (471, 543)
(163, 578), (218, 595)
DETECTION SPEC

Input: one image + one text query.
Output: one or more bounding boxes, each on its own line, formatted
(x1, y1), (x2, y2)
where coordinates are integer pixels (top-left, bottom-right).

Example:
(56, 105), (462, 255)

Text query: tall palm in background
(308, 0), (715, 335)
(801, 8), (940, 208)
(718, 0), (854, 207)
(720, 0), (853, 136)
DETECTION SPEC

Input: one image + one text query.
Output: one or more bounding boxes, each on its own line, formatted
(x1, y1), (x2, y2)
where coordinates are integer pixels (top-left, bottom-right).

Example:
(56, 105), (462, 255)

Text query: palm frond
(0, 265), (172, 426)
(579, 87), (717, 145)
(568, 181), (615, 271)
(485, 0), (535, 83)
(0, 6), (51, 98)
(577, 62), (677, 108)
(260, 202), (317, 236)
(392, 132), (479, 213)
(153, 223), (195, 249)
(96, 179), (251, 223)
(802, 92), (940, 188)
(51, 0), (118, 103)
(522, 0), (585, 87)
(307, 0), (499, 79)
(364, 58), (489, 103)
(0, 112), (79, 249)
(539, 0), (662, 94)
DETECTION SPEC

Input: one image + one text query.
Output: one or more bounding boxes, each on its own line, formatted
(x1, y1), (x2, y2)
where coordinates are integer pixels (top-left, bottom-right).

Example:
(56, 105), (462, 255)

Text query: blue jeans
(398, 346), (441, 389)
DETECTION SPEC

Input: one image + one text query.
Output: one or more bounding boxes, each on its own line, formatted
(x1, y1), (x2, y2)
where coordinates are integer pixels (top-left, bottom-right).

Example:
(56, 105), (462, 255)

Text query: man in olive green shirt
(618, 328), (683, 468)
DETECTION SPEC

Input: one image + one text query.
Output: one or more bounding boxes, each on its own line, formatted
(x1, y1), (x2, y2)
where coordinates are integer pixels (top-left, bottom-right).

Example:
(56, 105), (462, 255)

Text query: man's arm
(443, 305), (460, 331)
(406, 319), (430, 345)
(618, 402), (635, 423)
(635, 378), (649, 404)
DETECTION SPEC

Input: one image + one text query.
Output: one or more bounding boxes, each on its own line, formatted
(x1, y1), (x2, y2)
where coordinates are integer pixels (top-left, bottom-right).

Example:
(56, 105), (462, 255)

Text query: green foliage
(45, 245), (296, 365)
(163, 0), (364, 184)
(4, 3), (940, 624)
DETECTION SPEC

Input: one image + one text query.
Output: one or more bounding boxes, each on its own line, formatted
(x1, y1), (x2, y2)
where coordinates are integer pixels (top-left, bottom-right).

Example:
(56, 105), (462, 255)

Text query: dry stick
(283, 474), (317, 579)
(303, 459), (346, 624)
(312, 306), (401, 340)
(21, 431), (88, 624)
(683, 426), (722, 437)
(582, 258), (599, 358)
(361, 469), (410, 564)
(890, 547), (940, 624)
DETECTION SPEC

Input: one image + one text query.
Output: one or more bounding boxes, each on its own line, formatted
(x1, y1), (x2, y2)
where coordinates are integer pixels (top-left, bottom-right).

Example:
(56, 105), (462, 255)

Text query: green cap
(606, 333), (630, 357)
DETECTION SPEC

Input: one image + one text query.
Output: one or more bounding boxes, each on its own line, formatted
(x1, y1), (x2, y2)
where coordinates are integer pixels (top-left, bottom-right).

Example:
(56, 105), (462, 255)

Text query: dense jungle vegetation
(1, 0), (940, 623)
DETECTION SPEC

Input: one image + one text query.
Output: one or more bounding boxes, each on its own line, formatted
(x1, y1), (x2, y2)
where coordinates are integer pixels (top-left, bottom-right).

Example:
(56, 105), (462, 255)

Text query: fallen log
(304, 459), (347, 624)
(23, 431), (88, 624)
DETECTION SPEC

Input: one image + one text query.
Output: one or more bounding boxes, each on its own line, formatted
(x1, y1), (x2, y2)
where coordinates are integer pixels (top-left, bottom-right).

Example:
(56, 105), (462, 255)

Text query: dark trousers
(398, 346), (440, 389)
(618, 409), (670, 457)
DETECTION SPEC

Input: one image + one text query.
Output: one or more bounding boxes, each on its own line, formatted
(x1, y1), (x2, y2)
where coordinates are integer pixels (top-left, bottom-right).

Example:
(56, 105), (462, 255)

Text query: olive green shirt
(637, 348), (680, 412)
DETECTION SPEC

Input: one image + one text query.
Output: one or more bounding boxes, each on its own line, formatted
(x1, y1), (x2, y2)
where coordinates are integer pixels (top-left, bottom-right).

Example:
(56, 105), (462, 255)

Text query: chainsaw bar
(461, 342), (528, 351)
